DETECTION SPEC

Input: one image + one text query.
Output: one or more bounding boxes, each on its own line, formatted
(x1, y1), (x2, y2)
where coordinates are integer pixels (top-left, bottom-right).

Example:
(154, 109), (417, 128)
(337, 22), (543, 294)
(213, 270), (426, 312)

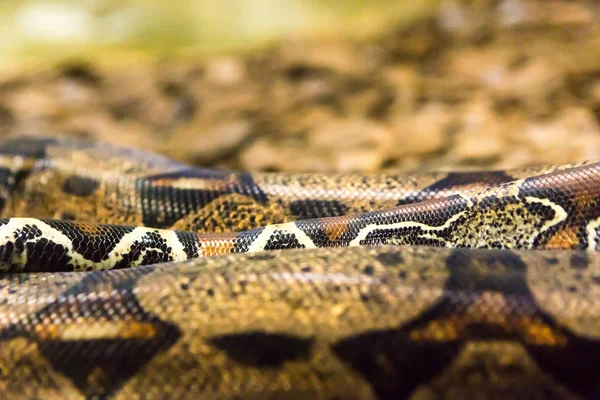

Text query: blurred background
(0, 0), (598, 172)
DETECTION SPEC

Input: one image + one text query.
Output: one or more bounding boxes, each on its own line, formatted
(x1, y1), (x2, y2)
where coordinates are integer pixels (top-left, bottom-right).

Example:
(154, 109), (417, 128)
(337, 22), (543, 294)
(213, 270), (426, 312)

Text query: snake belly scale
(0, 137), (599, 399)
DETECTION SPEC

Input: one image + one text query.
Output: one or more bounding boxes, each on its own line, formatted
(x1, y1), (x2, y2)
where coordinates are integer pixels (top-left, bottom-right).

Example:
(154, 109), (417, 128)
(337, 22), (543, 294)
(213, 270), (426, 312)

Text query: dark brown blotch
(545, 256), (559, 265)
(207, 332), (314, 367)
(332, 326), (461, 400)
(376, 251), (405, 267)
(570, 253), (588, 270)
(247, 253), (276, 261)
(62, 176), (100, 197)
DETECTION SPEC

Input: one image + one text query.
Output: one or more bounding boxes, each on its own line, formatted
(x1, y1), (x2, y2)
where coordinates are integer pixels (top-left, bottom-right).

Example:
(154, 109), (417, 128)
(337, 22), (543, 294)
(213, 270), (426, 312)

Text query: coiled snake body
(0, 137), (600, 399)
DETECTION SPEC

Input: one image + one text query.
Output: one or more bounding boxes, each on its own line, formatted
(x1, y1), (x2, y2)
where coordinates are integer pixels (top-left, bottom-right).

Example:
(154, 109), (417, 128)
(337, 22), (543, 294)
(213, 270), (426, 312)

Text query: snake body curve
(1, 137), (600, 398)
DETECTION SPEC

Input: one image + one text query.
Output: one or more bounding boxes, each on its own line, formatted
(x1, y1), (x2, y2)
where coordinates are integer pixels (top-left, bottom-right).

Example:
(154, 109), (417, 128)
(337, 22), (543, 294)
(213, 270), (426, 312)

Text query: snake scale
(0, 136), (600, 399)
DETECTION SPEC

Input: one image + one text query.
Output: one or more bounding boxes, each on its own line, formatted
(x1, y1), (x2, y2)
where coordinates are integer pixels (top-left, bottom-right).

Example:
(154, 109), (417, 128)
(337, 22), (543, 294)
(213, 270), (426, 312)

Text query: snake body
(1, 137), (600, 398)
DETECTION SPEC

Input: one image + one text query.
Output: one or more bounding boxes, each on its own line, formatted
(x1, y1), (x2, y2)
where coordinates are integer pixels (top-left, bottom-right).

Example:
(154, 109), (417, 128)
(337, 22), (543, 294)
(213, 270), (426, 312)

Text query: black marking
(334, 248), (597, 399)
(0, 167), (15, 212)
(362, 228), (447, 248)
(445, 248), (529, 293)
(23, 238), (72, 272)
(295, 219), (342, 247)
(0, 223), (73, 272)
(289, 199), (348, 219)
(0, 240), (14, 266)
(62, 176), (100, 197)
(263, 231), (306, 251)
(138, 169), (268, 228)
(44, 220), (135, 264)
(445, 248), (600, 398)
(0, 267), (181, 398)
(357, 194), (471, 247)
(332, 327), (461, 400)
(175, 230), (198, 259)
(231, 227), (264, 253)
(207, 332), (314, 367)
(526, 331), (600, 399)
(113, 230), (175, 269)
(398, 170), (514, 205)
(14, 223), (43, 241)
(0, 137), (56, 159)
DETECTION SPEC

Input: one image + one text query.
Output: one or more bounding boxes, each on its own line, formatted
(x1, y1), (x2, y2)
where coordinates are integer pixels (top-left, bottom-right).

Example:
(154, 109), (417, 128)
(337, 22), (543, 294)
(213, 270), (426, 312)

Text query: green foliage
(0, 0), (440, 60)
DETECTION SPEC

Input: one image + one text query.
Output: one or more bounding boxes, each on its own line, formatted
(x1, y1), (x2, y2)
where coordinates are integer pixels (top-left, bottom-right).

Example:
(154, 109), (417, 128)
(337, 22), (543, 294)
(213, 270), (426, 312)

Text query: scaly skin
(0, 136), (584, 231)
(1, 246), (600, 399)
(0, 155), (598, 271)
(0, 136), (600, 399)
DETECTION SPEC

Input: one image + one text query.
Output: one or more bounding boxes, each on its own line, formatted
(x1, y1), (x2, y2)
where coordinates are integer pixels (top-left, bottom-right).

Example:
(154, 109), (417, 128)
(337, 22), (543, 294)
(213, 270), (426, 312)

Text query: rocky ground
(0, 0), (598, 172)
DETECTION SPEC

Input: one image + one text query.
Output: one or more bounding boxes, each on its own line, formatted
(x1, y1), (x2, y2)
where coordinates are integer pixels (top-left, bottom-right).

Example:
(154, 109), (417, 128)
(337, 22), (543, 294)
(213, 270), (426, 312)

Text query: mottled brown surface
(0, 0), (598, 173)
(2, 245), (600, 399)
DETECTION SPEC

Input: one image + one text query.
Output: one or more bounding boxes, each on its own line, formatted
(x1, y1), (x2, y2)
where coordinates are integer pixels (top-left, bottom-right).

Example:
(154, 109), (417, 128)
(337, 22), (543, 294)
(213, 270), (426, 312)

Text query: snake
(0, 136), (600, 399)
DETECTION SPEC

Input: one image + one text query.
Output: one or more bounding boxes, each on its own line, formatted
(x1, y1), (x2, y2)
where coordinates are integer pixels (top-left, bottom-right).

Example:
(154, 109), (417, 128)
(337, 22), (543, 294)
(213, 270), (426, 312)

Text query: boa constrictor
(0, 137), (599, 399)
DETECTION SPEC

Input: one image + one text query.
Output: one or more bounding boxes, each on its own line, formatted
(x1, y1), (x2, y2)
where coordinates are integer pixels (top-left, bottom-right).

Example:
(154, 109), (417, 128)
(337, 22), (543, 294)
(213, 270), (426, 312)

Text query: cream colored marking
(0, 218), (81, 270)
(586, 216), (600, 251)
(246, 222), (317, 252)
(91, 226), (189, 268)
(271, 271), (379, 286)
(0, 218), (190, 271)
(417, 232), (451, 245)
(506, 182), (522, 197)
(473, 180), (521, 201)
(349, 210), (469, 247)
(456, 192), (474, 208)
(147, 177), (231, 190)
(524, 196), (568, 233)
(258, 182), (401, 201)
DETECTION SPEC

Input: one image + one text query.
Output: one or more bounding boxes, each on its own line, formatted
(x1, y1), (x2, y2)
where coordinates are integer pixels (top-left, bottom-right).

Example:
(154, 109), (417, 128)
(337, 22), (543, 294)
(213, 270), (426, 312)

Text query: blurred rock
(1, 0), (599, 173)
(310, 118), (393, 172)
(8, 87), (60, 121)
(498, 0), (595, 28)
(171, 118), (254, 165)
(390, 103), (451, 158)
(204, 58), (246, 87)
(511, 107), (600, 164)
(452, 99), (507, 162)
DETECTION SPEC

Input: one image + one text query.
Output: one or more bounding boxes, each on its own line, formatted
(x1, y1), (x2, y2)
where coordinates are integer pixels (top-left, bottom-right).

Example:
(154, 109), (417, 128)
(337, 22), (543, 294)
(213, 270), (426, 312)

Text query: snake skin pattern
(1, 136), (600, 399)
